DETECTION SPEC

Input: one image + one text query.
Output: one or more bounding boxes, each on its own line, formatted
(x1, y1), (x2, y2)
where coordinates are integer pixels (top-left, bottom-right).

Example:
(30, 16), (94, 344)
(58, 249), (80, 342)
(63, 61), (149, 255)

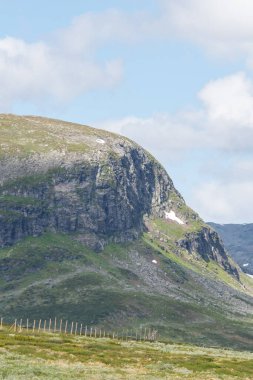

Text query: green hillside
(0, 232), (253, 350)
(0, 115), (253, 352)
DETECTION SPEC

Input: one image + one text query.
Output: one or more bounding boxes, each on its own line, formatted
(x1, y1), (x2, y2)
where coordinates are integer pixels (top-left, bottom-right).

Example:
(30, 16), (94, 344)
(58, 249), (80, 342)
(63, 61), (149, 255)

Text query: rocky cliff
(1, 114), (253, 350)
(0, 114), (238, 276)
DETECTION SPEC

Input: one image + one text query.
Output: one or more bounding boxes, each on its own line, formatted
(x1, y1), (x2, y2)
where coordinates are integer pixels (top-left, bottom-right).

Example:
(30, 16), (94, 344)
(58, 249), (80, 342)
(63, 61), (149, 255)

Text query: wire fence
(0, 317), (158, 342)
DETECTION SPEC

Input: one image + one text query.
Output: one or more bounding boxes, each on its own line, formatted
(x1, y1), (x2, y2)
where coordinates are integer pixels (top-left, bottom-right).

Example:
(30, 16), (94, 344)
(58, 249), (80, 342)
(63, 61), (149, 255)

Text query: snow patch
(96, 138), (105, 144)
(165, 210), (184, 225)
(243, 263), (249, 267)
(152, 260), (157, 264)
(246, 273), (253, 279)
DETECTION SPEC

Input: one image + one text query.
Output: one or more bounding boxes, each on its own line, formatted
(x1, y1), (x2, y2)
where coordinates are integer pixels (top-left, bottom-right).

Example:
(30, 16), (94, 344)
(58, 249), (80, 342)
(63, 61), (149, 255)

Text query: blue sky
(1, 0), (253, 223)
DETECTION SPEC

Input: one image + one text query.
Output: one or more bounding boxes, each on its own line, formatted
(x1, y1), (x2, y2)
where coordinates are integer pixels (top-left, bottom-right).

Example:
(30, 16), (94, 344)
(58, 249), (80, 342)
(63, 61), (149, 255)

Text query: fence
(0, 317), (158, 342)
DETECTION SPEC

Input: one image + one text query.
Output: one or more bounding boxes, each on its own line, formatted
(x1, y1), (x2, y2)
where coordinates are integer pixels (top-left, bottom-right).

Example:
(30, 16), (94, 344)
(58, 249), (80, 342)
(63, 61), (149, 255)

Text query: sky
(1, 0), (253, 223)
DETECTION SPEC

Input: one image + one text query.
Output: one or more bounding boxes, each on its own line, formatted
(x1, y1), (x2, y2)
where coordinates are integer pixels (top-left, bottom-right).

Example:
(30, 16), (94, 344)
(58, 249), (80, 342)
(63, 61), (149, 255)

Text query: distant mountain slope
(208, 223), (253, 275)
(0, 114), (253, 350)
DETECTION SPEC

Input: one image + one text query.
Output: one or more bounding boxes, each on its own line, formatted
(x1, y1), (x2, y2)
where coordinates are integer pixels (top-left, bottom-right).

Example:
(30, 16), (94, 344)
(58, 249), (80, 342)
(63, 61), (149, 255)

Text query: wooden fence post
(64, 320), (68, 334)
(38, 319), (41, 333)
(59, 319), (62, 334)
(70, 322), (74, 335)
(19, 319), (22, 332)
(80, 323), (82, 336)
(49, 318), (52, 333)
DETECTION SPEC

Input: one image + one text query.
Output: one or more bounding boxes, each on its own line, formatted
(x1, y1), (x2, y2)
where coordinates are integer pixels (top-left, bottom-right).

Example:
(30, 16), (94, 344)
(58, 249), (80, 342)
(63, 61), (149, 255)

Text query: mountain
(208, 223), (253, 275)
(0, 114), (253, 350)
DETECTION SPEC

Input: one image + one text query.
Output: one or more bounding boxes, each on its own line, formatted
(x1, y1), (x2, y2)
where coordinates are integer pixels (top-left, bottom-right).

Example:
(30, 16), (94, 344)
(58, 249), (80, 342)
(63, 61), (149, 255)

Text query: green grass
(0, 326), (253, 379)
(0, 233), (253, 351)
(0, 114), (119, 159)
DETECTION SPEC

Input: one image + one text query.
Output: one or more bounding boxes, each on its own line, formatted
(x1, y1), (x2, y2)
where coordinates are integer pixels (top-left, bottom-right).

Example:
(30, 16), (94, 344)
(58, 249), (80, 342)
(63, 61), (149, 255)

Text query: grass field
(0, 325), (253, 379)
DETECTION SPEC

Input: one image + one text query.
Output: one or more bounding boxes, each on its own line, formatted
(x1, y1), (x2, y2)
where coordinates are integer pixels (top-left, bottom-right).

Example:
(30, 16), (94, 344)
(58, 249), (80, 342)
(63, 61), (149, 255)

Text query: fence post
(19, 319), (22, 333)
(70, 322), (74, 335)
(38, 319), (41, 333)
(59, 319), (62, 334)
(80, 323), (82, 336)
(64, 320), (68, 334)
(49, 318), (52, 333)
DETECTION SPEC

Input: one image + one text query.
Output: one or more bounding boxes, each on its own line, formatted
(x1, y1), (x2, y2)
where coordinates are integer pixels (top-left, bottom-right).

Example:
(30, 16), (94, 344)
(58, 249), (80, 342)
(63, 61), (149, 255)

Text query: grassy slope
(0, 114), (111, 157)
(0, 233), (253, 351)
(0, 326), (253, 380)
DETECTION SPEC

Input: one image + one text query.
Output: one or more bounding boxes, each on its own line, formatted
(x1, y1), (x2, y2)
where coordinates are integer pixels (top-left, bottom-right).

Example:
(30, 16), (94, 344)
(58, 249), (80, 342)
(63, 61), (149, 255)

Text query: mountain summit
(0, 114), (236, 274)
(0, 114), (253, 349)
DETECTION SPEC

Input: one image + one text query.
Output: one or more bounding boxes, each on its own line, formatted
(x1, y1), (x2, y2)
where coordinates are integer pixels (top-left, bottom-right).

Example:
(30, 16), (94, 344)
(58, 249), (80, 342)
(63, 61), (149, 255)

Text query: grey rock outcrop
(177, 227), (239, 278)
(0, 115), (239, 277)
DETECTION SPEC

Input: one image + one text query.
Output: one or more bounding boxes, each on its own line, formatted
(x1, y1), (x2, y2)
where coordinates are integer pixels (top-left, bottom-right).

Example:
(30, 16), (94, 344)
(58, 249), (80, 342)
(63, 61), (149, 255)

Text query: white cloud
(97, 71), (253, 153)
(194, 156), (253, 221)
(198, 72), (253, 150)
(2, 2), (253, 109)
(96, 114), (203, 159)
(56, 9), (155, 53)
(0, 7), (160, 110)
(161, 0), (253, 61)
(193, 179), (253, 223)
(0, 34), (122, 110)
(96, 71), (253, 222)
(199, 72), (253, 124)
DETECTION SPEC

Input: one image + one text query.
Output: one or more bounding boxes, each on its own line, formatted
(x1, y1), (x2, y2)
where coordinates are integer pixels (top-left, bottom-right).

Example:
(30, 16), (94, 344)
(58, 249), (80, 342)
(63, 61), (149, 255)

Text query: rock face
(177, 227), (239, 279)
(0, 114), (238, 276)
(0, 144), (175, 249)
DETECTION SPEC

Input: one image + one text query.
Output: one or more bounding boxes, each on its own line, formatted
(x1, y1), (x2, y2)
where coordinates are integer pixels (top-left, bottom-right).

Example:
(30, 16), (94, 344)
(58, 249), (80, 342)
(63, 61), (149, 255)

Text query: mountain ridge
(208, 222), (253, 275)
(0, 114), (253, 349)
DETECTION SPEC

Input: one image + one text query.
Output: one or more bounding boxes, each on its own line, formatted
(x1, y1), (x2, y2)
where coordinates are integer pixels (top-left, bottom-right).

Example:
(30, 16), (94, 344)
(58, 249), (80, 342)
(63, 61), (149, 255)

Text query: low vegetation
(0, 324), (253, 379)
(0, 233), (253, 351)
